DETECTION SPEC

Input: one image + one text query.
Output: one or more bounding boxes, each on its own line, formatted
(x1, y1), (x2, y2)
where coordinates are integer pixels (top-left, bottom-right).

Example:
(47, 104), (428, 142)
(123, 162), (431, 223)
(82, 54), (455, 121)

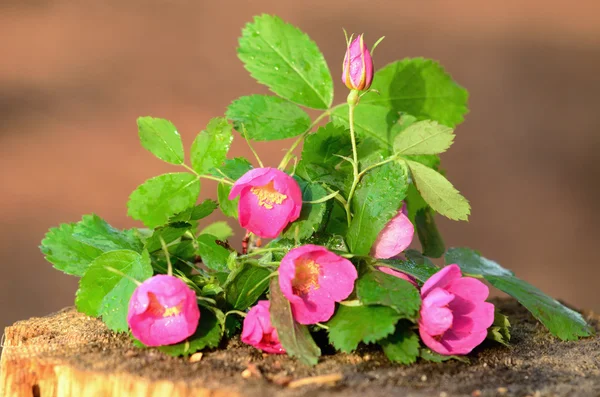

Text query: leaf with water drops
(75, 250), (153, 332)
(238, 15), (333, 109)
(137, 117), (184, 164)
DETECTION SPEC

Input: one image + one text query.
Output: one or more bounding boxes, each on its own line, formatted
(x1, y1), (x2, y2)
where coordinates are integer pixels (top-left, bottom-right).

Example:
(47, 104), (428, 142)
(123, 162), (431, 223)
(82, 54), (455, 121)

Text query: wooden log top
(1, 298), (599, 397)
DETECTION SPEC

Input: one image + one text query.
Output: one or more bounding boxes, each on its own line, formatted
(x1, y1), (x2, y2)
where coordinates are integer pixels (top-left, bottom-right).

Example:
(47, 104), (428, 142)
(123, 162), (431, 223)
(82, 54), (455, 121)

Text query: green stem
(278, 109), (332, 170)
(241, 124), (264, 168)
(159, 236), (173, 276)
(225, 310), (247, 319)
(344, 90), (360, 225)
(181, 163), (234, 185)
(238, 247), (288, 258)
(358, 155), (399, 179)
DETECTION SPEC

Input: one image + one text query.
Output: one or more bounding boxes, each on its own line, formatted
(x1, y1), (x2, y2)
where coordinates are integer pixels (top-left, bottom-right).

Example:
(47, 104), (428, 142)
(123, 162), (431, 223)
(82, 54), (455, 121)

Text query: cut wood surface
(1, 299), (599, 397)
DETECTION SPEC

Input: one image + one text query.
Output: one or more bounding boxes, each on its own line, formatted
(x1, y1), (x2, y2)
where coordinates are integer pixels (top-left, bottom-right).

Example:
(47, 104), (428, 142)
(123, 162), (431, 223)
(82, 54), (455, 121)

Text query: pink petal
(237, 188), (294, 238)
(228, 168), (272, 199)
(371, 211), (414, 259)
(438, 329), (489, 355)
(314, 253), (357, 302)
(421, 264), (462, 297)
(420, 288), (454, 336)
(447, 277), (490, 303)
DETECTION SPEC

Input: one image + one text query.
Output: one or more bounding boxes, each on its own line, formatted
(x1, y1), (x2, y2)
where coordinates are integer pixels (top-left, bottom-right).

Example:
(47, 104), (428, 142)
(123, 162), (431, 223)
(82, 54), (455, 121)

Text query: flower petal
(421, 264), (462, 297)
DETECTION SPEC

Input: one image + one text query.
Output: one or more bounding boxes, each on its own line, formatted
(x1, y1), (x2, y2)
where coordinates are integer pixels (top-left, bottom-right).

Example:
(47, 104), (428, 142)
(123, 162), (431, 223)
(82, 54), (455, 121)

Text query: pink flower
(342, 34), (374, 91)
(279, 245), (357, 324)
(241, 300), (285, 354)
(229, 167), (302, 239)
(127, 275), (200, 347)
(419, 265), (494, 355)
(371, 204), (414, 259)
(377, 266), (418, 288)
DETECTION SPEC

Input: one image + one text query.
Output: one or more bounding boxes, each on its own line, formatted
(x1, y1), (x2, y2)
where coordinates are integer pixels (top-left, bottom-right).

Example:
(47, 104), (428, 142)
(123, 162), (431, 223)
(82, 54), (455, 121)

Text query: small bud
(342, 34), (374, 91)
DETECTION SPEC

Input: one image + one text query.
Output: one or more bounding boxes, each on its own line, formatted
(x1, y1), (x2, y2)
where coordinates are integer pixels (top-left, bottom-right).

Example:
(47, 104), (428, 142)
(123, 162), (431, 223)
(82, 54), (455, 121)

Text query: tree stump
(1, 299), (599, 397)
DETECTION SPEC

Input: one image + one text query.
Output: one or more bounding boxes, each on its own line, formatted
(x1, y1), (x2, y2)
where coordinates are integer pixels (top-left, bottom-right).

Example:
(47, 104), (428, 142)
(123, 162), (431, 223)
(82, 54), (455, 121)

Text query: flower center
(292, 258), (321, 296)
(251, 181), (287, 209)
(147, 292), (182, 318)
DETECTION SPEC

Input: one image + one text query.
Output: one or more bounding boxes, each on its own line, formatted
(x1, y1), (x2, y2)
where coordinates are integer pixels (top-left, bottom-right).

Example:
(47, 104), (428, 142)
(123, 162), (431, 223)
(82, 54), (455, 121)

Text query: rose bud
(371, 203), (414, 259)
(229, 167), (302, 239)
(342, 34), (374, 91)
(241, 300), (285, 354)
(419, 264), (495, 355)
(127, 275), (200, 346)
(279, 245), (357, 324)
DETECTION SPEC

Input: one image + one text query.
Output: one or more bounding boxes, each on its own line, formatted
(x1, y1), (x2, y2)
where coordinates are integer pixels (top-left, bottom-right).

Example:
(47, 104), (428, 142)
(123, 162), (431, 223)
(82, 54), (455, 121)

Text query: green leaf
(159, 309), (222, 356)
(71, 214), (143, 253)
(356, 270), (421, 319)
(300, 123), (351, 168)
(331, 104), (401, 153)
(217, 183), (238, 218)
(127, 173), (201, 229)
(197, 234), (231, 272)
(269, 277), (321, 365)
(137, 117), (184, 164)
(445, 247), (594, 340)
(75, 250), (153, 331)
(487, 311), (511, 346)
(282, 178), (329, 240)
(227, 95), (311, 141)
(210, 157), (253, 180)
(296, 123), (352, 194)
(404, 159), (470, 221)
(415, 208), (445, 258)
(225, 263), (271, 310)
(380, 325), (420, 365)
(40, 223), (103, 277)
(377, 249), (440, 283)
(191, 117), (233, 175)
(327, 305), (402, 353)
(347, 161), (408, 255)
(238, 14), (333, 109)
(420, 348), (470, 363)
(360, 58), (469, 128)
(200, 221), (234, 241)
(144, 222), (192, 253)
(170, 199), (218, 223)
(394, 120), (454, 155)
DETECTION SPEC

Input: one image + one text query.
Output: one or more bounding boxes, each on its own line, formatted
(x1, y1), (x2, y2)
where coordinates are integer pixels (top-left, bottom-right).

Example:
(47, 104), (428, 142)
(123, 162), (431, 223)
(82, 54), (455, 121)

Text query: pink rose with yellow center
(127, 275), (200, 346)
(229, 167), (302, 238)
(278, 245), (358, 324)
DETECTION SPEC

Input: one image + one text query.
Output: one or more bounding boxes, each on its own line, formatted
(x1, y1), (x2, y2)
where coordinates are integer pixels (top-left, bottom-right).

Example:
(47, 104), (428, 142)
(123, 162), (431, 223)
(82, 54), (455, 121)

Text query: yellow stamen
(251, 181), (287, 209)
(163, 306), (182, 317)
(292, 259), (321, 296)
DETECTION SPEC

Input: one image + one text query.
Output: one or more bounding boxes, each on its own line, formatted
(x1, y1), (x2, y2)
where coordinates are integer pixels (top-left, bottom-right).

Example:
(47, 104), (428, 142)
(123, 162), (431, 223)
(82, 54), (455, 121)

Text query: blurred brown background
(1, 0), (599, 333)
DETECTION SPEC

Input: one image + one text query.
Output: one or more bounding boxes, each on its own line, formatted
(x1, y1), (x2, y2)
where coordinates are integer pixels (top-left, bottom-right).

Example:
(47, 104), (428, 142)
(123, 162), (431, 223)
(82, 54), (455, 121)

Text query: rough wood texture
(1, 299), (599, 397)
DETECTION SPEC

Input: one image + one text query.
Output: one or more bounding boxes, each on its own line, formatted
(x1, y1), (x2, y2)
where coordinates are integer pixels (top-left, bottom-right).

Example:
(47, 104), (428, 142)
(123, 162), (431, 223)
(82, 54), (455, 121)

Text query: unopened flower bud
(342, 34), (374, 91)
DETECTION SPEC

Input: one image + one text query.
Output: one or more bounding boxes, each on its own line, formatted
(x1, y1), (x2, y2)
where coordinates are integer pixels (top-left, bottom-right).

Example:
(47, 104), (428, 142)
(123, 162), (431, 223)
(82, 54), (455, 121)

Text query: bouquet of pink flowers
(41, 15), (593, 365)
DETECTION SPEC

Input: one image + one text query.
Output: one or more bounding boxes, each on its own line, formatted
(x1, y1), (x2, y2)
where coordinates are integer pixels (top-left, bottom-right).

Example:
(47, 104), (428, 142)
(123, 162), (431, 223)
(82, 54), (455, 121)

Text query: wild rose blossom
(127, 275), (200, 346)
(279, 245), (357, 324)
(241, 300), (285, 354)
(419, 264), (494, 355)
(342, 34), (374, 91)
(371, 203), (414, 259)
(229, 167), (302, 239)
(377, 266), (418, 288)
